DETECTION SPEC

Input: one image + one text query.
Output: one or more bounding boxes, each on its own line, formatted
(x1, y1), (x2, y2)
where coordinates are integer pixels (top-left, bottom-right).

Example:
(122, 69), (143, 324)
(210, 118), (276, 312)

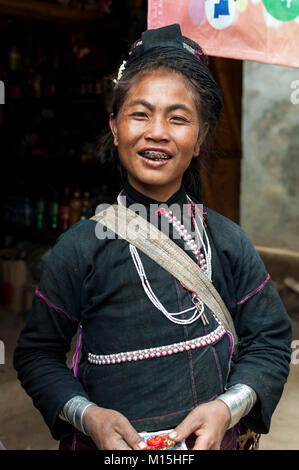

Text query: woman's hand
(169, 400), (231, 450)
(82, 406), (147, 450)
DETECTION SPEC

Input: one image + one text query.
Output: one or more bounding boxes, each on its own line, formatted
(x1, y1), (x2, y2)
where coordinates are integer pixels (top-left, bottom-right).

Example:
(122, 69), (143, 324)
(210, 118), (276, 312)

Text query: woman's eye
(130, 112), (147, 118)
(171, 116), (189, 123)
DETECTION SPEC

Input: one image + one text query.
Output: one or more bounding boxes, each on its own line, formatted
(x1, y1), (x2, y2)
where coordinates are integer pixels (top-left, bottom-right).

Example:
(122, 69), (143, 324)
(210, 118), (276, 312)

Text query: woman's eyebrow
(167, 103), (193, 114)
(126, 99), (154, 110)
(127, 99), (193, 114)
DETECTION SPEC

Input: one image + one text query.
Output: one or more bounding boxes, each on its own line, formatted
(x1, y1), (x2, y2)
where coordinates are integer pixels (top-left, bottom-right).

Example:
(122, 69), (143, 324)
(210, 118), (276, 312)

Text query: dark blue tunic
(13, 181), (292, 442)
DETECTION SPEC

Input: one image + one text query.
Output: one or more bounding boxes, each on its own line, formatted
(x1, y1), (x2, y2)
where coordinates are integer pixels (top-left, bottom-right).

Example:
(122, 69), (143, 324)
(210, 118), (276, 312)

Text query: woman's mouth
(138, 150), (172, 161)
(137, 150), (173, 168)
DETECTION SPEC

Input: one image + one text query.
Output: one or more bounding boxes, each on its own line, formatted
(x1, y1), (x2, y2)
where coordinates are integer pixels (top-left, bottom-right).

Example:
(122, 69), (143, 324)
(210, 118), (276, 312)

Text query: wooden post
(201, 57), (243, 224)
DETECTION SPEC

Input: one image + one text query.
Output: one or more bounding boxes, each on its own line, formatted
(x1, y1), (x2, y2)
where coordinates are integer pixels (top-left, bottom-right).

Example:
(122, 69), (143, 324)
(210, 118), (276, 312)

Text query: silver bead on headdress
(113, 60), (127, 85)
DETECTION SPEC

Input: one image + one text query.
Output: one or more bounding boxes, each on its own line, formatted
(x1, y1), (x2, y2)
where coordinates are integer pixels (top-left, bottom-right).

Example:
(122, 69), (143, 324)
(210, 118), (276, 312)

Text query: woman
(14, 24), (292, 451)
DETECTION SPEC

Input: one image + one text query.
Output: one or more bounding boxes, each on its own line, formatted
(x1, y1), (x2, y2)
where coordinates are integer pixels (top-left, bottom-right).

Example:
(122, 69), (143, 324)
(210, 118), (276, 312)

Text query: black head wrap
(134, 24), (184, 55)
(124, 24), (201, 74)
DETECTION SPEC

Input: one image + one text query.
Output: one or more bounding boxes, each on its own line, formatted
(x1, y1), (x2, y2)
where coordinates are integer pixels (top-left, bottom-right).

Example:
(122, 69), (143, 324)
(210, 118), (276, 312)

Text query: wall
(241, 60), (299, 252)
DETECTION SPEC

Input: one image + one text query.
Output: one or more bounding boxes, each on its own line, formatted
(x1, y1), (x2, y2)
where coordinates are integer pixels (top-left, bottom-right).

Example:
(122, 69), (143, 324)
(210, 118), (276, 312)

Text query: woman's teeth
(139, 151), (171, 161)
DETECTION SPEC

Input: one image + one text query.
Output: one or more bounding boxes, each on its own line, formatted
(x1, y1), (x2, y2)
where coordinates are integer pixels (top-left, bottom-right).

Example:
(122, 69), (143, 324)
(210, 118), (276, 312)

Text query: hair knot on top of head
(113, 24), (204, 85)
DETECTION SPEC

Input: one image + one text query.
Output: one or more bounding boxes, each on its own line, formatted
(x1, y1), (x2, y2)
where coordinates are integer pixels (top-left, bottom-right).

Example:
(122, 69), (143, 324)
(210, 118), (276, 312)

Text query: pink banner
(148, 0), (299, 68)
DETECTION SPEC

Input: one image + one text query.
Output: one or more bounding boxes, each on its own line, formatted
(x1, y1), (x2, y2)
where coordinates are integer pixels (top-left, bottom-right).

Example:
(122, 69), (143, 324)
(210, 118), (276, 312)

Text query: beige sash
(91, 204), (238, 355)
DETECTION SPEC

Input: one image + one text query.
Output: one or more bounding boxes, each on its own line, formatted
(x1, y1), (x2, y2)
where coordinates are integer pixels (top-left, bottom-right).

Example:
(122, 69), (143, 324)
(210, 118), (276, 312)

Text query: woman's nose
(144, 116), (170, 141)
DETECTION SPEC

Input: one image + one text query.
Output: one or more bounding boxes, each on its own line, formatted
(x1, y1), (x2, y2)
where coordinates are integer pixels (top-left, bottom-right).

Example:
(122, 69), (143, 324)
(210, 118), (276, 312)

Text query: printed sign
(148, 0), (299, 68)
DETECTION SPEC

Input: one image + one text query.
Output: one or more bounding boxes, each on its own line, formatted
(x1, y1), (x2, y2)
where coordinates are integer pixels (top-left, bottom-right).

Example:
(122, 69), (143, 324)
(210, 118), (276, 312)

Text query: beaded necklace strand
(187, 196), (212, 280)
(129, 243), (204, 325)
(117, 191), (211, 326)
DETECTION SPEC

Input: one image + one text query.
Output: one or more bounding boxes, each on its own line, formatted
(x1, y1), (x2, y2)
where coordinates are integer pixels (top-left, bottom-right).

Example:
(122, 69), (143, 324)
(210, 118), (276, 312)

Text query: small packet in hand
(139, 429), (187, 450)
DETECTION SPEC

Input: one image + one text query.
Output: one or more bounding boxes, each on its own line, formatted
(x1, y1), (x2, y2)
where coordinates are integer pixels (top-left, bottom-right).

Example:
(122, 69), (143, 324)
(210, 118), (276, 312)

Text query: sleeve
(226, 229), (292, 434)
(13, 229), (90, 441)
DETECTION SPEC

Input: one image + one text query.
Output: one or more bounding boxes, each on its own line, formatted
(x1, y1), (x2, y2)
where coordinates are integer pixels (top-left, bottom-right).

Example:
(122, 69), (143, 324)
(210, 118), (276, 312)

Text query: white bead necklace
(117, 191), (212, 326)
(129, 243), (204, 325)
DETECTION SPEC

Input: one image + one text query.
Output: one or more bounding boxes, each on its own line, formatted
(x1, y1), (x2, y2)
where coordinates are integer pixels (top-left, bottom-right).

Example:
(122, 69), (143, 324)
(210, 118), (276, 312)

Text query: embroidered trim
(35, 288), (78, 323)
(73, 324), (82, 378)
(131, 394), (219, 425)
(237, 273), (271, 305)
(88, 325), (226, 366)
(131, 406), (195, 423)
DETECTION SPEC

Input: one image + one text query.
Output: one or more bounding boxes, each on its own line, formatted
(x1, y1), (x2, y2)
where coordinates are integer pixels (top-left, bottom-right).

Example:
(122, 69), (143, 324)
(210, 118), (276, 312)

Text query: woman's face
(110, 68), (205, 201)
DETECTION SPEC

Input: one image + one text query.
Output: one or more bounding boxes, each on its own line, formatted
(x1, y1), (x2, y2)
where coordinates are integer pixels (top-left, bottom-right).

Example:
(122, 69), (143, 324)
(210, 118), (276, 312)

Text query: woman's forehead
(122, 68), (199, 110)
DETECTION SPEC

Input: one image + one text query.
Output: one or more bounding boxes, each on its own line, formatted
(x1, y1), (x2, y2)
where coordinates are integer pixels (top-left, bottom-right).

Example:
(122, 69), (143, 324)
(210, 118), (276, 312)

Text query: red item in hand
(146, 435), (165, 449)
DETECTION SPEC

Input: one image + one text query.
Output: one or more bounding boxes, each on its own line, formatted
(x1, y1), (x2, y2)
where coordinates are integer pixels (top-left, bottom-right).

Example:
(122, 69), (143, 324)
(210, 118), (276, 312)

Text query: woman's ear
(193, 122), (209, 158)
(109, 113), (119, 146)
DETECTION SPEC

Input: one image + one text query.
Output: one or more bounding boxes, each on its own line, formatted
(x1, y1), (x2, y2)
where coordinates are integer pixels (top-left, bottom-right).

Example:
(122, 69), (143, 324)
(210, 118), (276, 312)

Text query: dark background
(0, 0), (148, 246)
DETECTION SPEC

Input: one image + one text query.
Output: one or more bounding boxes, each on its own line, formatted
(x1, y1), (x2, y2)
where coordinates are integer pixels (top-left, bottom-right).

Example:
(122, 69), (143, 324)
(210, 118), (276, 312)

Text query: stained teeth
(140, 151), (171, 160)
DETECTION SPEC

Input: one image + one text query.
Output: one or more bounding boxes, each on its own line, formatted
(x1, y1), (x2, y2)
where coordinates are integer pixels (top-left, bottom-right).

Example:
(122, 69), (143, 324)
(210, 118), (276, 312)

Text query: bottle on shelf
(33, 74), (42, 98)
(81, 191), (93, 220)
(23, 197), (33, 227)
(95, 79), (102, 95)
(35, 199), (45, 230)
(49, 200), (59, 231)
(9, 45), (22, 72)
(69, 189), (82, 227)
(58, 187), (71, 232)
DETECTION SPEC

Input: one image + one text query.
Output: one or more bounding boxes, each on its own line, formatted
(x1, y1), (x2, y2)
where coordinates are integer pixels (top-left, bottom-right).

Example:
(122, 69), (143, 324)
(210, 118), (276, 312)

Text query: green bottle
(36, 199), (45, 230)
(49, 201), (59, 230)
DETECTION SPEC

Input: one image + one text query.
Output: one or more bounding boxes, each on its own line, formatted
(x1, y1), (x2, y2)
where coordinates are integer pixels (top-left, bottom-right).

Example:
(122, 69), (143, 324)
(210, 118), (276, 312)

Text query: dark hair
(98, 35), (223, 201)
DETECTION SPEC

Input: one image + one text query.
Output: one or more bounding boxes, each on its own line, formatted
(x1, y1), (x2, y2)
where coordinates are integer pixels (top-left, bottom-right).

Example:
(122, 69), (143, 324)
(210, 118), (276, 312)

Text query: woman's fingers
(168, 408), (203, 442)
(120, 425), (147, 450)
(84, 406), (146, 450)
(192, 433), (219, 450)
(169, 401), (230, 450)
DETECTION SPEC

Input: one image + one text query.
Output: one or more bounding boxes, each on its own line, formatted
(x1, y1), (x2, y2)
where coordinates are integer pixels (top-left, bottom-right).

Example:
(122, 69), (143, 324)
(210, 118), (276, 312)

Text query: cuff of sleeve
(216, 384), (257, 428)
(59, 396), (98, 435)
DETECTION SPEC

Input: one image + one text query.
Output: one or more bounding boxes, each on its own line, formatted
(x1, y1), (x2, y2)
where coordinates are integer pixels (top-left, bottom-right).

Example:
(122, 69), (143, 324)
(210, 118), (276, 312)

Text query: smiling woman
(14, 24), (292, 452)
(109, 69), (203, 201)
(101, 27), (222, 203)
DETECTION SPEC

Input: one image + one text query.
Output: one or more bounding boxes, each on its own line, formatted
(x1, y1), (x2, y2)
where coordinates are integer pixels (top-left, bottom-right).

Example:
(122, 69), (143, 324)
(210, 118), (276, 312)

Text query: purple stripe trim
(35, 288), (78, 323)
(73, 325), (82, 378)
(237, 273), (271, 305)
(226, 330), (234, 365)
(131, 394), (219, 424)
(175, 280), (198, 406)
(131, 406), (195, 423)
(72, 433), (77, 451)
